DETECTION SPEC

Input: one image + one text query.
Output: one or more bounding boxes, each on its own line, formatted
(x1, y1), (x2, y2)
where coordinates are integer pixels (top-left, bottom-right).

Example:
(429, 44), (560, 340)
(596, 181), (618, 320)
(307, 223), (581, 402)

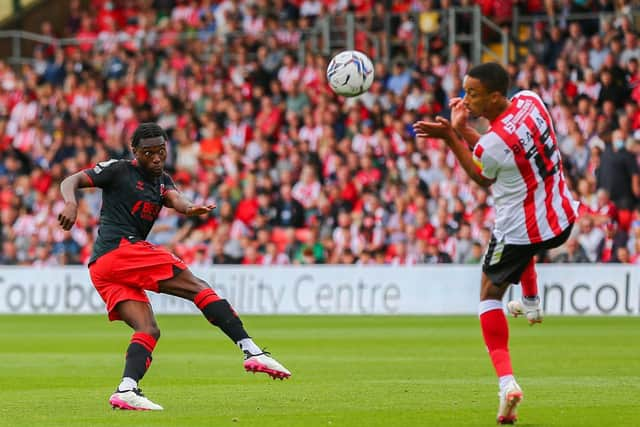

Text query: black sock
(122, 332), (157, 385)
(194, 288), (249, 342)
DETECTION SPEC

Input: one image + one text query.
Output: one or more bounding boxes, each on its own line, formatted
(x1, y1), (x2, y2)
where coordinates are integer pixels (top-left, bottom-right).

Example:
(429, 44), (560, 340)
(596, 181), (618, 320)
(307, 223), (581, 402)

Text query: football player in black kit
(58, 123), (291, 411)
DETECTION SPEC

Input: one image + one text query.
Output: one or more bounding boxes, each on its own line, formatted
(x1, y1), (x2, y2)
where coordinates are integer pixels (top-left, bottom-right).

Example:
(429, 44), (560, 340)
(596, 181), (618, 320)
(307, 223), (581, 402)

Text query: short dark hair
(467, 62), (510, 96)
(131, 122), (167, 148)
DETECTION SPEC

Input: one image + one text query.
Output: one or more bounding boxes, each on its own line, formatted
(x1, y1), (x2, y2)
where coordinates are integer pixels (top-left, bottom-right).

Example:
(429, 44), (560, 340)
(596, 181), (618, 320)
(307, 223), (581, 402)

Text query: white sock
(237, 338), (262, 355)
(499, 375), (515, 391)
(118, 377), (137, 392)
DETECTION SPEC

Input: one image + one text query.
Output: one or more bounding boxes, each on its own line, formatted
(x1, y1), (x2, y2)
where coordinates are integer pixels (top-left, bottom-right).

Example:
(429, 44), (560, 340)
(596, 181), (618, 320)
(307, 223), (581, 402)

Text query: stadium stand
(0, 0), (638, 266)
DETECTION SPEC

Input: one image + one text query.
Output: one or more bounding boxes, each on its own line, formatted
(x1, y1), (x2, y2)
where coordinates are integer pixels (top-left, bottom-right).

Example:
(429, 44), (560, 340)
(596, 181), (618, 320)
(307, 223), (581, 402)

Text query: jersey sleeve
(83, 159), (125, 189)
(472, 138), (500, 180)
(160, 172), (178, 201)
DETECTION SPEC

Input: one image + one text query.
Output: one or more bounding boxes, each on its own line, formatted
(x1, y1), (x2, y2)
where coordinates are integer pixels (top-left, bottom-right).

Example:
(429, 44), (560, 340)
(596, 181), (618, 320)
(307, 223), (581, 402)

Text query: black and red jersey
(83, 159), (176, 263)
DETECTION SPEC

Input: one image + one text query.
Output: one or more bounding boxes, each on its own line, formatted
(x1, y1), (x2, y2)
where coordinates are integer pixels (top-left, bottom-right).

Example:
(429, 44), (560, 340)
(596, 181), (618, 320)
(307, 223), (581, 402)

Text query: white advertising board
(0, 265), (637, 316)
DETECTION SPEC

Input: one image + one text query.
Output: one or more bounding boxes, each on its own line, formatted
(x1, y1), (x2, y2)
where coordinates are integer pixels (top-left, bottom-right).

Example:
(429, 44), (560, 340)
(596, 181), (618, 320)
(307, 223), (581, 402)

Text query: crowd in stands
(0, 0), (639, 267)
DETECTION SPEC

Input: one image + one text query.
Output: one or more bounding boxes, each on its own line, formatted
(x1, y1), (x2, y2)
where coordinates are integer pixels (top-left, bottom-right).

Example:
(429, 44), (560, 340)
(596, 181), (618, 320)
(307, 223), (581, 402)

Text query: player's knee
(480, 274), (505, 301)
(194, 277), (209, 292)
(140, 325), (160, 341)
(189, 277), (211, 297)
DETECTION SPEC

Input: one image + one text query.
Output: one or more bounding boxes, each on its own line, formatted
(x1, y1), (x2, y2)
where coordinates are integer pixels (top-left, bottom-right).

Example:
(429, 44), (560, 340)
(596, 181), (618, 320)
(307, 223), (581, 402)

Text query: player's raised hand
(413, 117), (455, 140)
(186, 203), (217, 216)
(449, 97), (469, 130)
(58, 202), (78, 230)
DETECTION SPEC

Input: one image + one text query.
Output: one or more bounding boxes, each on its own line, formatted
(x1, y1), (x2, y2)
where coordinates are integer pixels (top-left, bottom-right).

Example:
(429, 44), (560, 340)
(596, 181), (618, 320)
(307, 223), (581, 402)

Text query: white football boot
(244, 350), (291, 380)
(496, 379), (523, 424)
(507, 296), (543, 325)
(109, 388), (163, 411)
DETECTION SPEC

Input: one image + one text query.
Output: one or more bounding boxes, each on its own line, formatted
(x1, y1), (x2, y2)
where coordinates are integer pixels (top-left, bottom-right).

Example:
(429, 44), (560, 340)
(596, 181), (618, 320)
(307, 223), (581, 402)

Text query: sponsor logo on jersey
(131, 200), (161, 221)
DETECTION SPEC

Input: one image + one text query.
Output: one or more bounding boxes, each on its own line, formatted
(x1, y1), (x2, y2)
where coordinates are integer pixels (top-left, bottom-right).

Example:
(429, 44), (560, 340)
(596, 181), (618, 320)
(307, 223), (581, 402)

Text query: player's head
(463, 62), (510, 120)
(131, 122), (168, 177)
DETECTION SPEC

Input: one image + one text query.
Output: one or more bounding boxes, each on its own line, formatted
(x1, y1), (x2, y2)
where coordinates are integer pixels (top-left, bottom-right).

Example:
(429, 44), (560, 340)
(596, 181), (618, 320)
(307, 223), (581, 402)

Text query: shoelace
(117, 387), (146, 397)
(243, 348), (271, 359)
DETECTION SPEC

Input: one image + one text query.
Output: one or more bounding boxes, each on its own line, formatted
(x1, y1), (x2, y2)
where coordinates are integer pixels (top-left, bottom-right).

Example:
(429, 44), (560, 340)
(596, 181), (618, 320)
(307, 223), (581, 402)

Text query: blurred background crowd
(0, 0), (639, 267)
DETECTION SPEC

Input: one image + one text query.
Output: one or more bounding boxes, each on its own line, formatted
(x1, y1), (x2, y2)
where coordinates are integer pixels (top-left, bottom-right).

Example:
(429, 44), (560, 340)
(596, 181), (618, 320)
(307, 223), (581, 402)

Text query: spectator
(597, 69), (628, 108)
(275, 184), (305, 228)
(597, 129), (640, 227)
(386, 60), (412, 96)
(262, 241), (290, 265)
(465, 241), (484, 264)
(211, 240), (238, 264)
(419, 237), (452, 264)
(52, 230), (82, 264)
(611, 246), (632, 264)
(294, 228), (325, 264)
(453, 222), (473, 263)
(338, 247), (356, 264)
(591, 189), (619, 226)
(390, 241), (417, 265)
(576, 216), (605, 262)
(620, 32), (640, 67)
(601, 219), (628, 260)
(545, 26), (565, 69)
(292, 164), (322, 211)
(552, 238), (590, 263)
(0, 241), (19, 265)
(528, 22), (551, 65)
(589, 33), (609, 72)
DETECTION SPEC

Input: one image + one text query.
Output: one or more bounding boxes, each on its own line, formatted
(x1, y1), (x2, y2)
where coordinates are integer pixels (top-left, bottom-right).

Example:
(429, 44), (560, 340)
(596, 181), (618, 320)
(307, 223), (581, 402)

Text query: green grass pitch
(1, 315), (639, 427)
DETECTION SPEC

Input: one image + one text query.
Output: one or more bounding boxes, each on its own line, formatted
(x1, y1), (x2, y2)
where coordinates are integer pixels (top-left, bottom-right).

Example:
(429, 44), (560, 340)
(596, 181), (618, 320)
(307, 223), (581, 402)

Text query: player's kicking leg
(507, 259), (543, 325)
(507, 296), (543, 325)
(159, 269), (291, 380)
(109, 300), (164, 410)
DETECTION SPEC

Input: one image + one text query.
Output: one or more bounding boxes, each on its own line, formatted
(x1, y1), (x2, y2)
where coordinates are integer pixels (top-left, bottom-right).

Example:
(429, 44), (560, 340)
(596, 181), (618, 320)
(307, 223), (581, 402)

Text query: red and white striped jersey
(472, 90), (579, 244)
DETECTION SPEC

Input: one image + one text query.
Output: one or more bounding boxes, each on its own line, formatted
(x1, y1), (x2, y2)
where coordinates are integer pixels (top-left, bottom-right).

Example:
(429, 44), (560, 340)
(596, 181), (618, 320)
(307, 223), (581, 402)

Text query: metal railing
(1, 6), (499, 68)
(317, 6), (502, 65)
(0, 25), (327, 67)
(510, 9), (638, 63)
(479, 12), (510, 65)
(5, 6), (634, 69)
(446, 6), (509, 65)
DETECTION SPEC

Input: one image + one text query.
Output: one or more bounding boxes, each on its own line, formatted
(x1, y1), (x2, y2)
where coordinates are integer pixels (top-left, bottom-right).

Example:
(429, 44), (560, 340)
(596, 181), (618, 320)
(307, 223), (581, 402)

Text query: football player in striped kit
(414, 62), (578, 424)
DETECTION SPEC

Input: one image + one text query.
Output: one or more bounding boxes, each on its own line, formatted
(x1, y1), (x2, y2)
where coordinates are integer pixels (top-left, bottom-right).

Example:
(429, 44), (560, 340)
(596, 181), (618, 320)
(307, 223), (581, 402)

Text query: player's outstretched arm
(58, 171), (94, 230)
(413, 117), (493, 188)
(163, 189), (216, 216)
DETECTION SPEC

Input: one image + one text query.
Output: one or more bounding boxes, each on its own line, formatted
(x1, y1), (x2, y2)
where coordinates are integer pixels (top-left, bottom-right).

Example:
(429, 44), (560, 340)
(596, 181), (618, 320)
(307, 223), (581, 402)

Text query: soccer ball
(326, 50), (374, 97)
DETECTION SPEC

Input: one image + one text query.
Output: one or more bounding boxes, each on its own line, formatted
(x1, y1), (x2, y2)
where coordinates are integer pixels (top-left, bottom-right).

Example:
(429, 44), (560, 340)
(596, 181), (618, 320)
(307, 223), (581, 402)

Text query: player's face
(135, 137), (167, 177)
(462, 76), (496, 119)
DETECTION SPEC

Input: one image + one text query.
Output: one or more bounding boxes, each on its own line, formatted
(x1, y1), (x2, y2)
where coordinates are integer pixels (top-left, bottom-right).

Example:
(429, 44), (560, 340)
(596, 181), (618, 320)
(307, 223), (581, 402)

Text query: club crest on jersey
(136, 181), (144, 191)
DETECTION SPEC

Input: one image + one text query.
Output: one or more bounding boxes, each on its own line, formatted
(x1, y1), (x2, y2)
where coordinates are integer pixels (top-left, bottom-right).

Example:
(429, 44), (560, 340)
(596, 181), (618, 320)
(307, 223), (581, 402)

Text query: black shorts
(482, 223), (573, 286)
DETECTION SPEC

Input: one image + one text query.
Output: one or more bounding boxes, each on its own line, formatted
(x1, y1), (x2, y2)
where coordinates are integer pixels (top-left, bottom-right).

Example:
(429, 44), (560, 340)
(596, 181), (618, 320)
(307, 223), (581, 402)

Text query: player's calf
(194, 288), (292, 380)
